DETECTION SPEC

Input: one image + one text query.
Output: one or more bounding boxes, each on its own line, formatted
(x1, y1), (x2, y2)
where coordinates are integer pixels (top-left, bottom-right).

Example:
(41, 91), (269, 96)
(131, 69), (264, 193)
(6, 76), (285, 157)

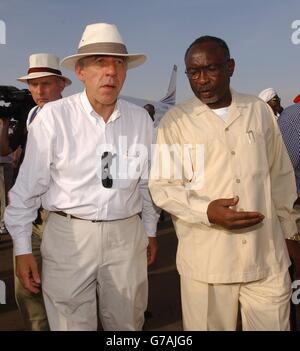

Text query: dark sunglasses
(101, 151), (113, 188)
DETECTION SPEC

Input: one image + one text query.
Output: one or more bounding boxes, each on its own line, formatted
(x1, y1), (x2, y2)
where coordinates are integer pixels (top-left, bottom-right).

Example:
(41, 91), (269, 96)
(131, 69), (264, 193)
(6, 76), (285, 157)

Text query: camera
(0, 85), (36, 121)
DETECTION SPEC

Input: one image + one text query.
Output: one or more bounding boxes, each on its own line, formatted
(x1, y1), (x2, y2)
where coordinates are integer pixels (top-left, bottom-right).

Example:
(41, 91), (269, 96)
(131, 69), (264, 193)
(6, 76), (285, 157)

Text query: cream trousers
(41, 213), (149, 331)
(181, 270), (291, 331)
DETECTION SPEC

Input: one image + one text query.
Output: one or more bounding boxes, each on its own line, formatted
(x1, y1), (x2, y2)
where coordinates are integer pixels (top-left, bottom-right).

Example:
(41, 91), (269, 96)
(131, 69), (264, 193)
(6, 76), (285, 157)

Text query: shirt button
(236, 179), (241, 183)
(242, 239), (247, 245)
(231, 151), (236, 155)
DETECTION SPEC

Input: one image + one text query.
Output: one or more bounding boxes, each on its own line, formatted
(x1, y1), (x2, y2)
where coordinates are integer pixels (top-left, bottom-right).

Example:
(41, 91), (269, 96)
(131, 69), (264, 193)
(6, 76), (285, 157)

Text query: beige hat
(60, 23), (146, 71)
(18, 53), (72, 86)
(258, 88), (277, 103)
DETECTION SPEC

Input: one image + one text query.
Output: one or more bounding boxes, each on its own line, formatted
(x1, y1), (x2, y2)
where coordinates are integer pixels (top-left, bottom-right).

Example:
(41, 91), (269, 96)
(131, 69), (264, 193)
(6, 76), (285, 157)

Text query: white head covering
(258, 88), (277, 103)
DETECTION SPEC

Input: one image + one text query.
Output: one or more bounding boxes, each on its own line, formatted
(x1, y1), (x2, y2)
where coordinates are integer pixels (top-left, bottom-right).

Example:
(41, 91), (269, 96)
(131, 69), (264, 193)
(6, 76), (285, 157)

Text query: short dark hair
(143, 104), (155, 121)
(185, 36), (230, 61)
(144, 103), (155, 110)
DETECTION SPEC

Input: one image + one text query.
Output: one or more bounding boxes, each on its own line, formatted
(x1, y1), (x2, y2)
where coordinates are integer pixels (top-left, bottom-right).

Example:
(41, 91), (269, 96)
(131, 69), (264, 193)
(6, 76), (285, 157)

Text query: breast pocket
(239, 131), (269, 176)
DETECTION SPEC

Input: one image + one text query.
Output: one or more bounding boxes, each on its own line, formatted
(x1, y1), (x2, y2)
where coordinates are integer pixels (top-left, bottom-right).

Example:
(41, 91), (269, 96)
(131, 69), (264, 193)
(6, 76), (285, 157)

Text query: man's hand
(147, 237), (158, 266)
(15, 254), (41, 294)
(207, 196), (264, 230)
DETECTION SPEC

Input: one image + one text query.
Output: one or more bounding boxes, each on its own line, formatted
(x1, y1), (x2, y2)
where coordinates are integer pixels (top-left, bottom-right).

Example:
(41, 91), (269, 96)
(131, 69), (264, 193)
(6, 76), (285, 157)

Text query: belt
(53, 211), (134, 223)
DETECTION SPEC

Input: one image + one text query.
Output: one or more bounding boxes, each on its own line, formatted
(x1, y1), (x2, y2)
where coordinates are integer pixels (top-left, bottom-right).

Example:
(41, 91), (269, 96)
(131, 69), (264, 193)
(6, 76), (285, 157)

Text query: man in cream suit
(150, 35), (299, 331)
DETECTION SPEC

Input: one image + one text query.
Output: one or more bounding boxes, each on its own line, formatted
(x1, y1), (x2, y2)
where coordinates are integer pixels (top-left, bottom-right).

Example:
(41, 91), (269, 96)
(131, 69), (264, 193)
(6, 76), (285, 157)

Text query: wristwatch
(287, 233), (300, 241)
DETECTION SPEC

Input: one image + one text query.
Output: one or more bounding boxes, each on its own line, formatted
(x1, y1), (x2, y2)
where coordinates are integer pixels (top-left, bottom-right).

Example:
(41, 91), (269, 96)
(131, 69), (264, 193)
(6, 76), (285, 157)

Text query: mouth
(199, 90), (213, 98)
(101, 84), (116, 90)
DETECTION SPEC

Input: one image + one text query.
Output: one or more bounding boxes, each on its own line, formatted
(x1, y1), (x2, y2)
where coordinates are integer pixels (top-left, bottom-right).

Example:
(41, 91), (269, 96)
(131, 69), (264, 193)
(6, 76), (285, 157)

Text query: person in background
(293, 94), (300, 104)
(1, 53), (71, 330)
(278, 101), (300, 330)
(258, 88), (283, 119)
(143, 104), (155, 122)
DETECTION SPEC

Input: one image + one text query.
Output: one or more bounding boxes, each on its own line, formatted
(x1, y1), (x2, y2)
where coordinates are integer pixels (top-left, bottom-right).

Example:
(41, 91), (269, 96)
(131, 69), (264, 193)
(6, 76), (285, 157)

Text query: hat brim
(17, 72), (72, 86)
(60, 53), (146, 71)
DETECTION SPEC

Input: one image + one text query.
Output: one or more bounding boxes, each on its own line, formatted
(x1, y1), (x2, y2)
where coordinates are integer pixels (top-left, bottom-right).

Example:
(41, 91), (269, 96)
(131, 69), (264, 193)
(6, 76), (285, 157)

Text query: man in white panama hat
(5, 23), (159, 331)
(0, 53), (71, 161)
(1, 53), (71, 330)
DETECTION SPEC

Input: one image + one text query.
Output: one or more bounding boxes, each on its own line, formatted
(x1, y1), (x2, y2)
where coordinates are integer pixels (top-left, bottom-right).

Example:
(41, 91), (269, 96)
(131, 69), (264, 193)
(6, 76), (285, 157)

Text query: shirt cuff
(143, 221), (157, 237)
(199, 208), (212, 226)
(182, 203), (212, 226)
(146, 232), (157, 237)
(280, 219), (298, 240)
(13, 236), (32, 256)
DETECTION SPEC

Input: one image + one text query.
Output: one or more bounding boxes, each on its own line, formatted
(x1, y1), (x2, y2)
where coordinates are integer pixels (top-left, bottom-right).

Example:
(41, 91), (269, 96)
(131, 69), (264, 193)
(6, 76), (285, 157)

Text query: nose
(198, 69), (210, 85)
(105, 60), (118, 76)
(36, 84), (44, 96)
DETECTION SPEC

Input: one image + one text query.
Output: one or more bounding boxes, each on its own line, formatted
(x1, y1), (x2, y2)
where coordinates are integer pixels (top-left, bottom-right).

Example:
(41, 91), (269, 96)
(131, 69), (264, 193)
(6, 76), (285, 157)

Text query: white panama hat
(18, 53), (72, 86)
(60, 23), (146, 71)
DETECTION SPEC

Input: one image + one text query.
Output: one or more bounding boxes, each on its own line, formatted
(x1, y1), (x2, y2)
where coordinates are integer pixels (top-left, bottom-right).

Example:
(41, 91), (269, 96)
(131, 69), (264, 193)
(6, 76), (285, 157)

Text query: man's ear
(75, 62), (85, 82)
(227, 58), (235, 77)
(59, 78), (66, 92)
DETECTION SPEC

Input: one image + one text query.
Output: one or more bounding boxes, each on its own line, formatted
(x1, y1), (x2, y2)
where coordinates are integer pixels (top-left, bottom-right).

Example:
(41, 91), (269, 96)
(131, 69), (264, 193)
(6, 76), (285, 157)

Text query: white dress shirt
(5, 91), (159, 255)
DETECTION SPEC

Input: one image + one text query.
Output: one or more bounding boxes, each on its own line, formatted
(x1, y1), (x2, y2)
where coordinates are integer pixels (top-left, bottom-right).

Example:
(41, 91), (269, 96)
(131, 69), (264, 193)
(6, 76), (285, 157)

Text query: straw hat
(60, 23), (146, 71)
(18, 53), (72, 86)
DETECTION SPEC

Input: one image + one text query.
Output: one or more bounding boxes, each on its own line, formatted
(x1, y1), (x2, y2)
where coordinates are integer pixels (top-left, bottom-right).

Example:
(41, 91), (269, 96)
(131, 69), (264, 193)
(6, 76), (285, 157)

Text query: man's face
(185, 42), (235, 108)
(75, 55), (127, 111)
(28, 75), (65, 108)
(267, 95), (283, 115)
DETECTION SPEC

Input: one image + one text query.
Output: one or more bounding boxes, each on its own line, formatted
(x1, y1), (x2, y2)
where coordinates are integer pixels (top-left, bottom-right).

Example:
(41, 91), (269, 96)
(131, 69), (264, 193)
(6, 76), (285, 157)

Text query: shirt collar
(186, 88), (247, 118)
(80, 90), (121, 125)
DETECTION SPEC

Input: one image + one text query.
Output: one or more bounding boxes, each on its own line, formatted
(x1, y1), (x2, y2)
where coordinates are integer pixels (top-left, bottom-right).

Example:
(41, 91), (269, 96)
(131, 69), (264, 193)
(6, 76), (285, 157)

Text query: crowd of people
(0, 22), (300, 331)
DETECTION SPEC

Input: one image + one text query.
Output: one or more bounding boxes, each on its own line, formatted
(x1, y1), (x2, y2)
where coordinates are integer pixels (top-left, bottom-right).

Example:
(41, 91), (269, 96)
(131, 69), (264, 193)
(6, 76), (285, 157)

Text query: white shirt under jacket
(5, 91), (159, 255)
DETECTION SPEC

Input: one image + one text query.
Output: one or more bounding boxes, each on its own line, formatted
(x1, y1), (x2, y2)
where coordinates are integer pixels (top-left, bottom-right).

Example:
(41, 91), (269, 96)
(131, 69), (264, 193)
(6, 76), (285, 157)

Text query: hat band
(27, 67), (62, 75)
(78, 42), (128, 55)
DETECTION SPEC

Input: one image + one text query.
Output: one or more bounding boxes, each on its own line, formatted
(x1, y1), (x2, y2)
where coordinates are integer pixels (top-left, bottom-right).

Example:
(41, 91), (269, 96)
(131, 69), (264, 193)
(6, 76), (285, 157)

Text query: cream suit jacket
(149, 90), (298, 283)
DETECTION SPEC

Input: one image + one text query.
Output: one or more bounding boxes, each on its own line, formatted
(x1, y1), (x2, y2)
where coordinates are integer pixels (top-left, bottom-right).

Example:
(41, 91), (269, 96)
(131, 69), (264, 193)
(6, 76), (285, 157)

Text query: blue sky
(0, 0), (300, 107)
